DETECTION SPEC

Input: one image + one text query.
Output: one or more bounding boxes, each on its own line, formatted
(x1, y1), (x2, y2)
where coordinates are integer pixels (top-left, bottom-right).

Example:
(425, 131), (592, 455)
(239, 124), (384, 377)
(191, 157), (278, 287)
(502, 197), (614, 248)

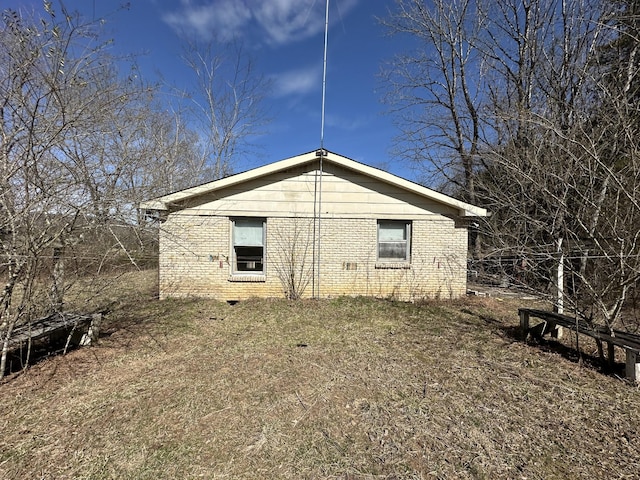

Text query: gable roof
(140, 149), (487, 217)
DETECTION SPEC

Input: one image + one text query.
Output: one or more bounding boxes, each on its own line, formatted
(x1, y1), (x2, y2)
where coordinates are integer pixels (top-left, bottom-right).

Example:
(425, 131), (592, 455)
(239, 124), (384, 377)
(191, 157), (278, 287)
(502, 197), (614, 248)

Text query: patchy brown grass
(1, 271), (639, 479)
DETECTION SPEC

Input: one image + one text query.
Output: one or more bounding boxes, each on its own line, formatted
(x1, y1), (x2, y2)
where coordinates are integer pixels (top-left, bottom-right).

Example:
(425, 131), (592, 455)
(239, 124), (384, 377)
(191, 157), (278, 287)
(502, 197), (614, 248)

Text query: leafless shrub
(270, 218), (314, 300)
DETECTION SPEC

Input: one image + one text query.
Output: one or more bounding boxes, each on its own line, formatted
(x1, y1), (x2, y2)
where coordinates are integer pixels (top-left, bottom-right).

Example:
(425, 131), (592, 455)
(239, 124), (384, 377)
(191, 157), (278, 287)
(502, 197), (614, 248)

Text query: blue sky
(10, 0), (415, 180)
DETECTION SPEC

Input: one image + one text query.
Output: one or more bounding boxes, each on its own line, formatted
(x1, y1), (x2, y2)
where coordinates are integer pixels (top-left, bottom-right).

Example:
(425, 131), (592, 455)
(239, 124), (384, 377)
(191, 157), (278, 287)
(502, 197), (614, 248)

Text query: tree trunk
(51, 246), (64, 312)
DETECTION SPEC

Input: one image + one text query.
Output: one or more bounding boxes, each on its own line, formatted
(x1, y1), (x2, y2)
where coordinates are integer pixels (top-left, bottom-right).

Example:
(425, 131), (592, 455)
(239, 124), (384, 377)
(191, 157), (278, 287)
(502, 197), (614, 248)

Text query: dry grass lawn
(1, 270), (639, 479)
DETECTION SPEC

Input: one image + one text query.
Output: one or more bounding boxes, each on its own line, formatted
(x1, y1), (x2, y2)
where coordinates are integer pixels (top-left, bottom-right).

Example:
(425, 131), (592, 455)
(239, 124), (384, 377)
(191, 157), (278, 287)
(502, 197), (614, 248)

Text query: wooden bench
(519, 308), (640, 384)
(7, 312), (102, 354)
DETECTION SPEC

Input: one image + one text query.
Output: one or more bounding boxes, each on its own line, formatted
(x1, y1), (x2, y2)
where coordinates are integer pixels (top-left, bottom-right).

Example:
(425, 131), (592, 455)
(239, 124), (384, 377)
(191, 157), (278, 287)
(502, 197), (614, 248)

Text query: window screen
(378, 220), (411, 262)
(233, 218), (265, 273)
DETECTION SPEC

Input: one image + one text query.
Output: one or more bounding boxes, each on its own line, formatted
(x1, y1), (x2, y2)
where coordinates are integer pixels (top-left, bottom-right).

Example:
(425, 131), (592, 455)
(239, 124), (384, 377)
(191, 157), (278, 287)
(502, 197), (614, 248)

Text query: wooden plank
(7, 314), (93, 348)
(611, 331), (640, 350)
(626, 350), (639, 384)
(607, 342), (615, 368)
(519, 309), (530, 340)
(519, 309), (640, 351)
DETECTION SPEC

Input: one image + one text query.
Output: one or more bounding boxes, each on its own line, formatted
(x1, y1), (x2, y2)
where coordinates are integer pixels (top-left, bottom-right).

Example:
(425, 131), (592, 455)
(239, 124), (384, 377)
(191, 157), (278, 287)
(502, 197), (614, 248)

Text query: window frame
(231, 217), (266, 275)
(377, 220), (411, 264)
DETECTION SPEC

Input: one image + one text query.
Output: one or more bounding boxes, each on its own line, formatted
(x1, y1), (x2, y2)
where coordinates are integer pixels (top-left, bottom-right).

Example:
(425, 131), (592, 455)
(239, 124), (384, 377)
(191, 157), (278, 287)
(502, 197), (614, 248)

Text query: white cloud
(254, 0), (321, 45)
(325, 112), (370, 131)
(162, 0), (360, 45)
(271, 65), (322, 97)
(163, 0), (251, 41)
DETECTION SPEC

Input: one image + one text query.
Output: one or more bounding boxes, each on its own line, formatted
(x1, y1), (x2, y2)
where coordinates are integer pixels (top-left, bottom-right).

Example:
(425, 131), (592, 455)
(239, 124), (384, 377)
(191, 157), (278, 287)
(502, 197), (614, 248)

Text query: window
(232, 218), (265, 274)
(378, 220), (411, 262)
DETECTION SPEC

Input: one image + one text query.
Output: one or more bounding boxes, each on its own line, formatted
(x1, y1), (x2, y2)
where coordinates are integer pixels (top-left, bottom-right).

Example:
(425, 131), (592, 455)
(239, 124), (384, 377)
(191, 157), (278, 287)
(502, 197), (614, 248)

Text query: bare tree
(383, 0), (640, 339)
(59, 65), (203, 271)
(382, 0), (488, 202)
(0, 2), (200, 377)
(0, 3), (99, 375)
(478, 0), (640, 333)
(181, 40), (271, 180)
(382, 0), (491, 261)
(0, 1), (276, 377)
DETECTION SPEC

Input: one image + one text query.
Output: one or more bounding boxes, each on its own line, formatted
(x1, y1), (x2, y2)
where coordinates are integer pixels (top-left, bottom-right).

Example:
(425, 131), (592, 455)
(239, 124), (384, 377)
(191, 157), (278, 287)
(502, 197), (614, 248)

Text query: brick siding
(159, 214), (468, 301)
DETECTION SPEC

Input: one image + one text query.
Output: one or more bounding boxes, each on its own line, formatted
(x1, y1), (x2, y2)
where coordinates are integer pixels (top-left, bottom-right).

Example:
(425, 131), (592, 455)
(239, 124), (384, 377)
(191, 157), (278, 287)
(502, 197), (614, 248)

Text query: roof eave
(138, 151), (319, 211)
(138, 150), (488, 217)
(460, 207), (488, 217)
(325, 154), (488, 217)
(139, 200), (168, 211)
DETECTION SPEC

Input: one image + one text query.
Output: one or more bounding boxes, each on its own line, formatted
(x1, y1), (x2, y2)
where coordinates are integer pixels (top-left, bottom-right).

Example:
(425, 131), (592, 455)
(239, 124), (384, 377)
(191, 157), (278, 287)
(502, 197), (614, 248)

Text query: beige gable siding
(173, 164), (460, 219)
(159, 213), (468, 301)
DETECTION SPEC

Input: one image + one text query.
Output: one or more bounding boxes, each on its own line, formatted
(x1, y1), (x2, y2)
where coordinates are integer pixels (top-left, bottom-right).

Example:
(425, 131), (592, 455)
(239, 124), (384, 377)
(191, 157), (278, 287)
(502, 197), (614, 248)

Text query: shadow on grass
(496, 320), (629, 382)
(459, 305), (630, 383)
(2, 277), (160, 383)
(2, 334), (85, 381)
(459, 307), (521, 341)
(538, 336), (627, 378)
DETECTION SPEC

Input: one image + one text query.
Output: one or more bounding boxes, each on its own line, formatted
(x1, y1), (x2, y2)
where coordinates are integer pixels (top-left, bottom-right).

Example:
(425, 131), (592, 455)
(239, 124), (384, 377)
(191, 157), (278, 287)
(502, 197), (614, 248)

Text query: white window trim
(231, 217), (266, 276)
(376, 220), (411, 265)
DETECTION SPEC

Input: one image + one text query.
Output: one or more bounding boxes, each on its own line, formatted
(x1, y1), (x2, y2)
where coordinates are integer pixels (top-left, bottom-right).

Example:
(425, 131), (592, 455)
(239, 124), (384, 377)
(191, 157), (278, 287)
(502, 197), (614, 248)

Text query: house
(140, 150), (487, 301)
